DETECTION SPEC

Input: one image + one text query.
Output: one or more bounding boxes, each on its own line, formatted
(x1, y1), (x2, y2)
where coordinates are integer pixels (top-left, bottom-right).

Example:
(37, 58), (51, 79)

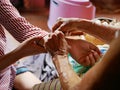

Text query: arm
(53, 19), (102, 66)
(32, 55), (79, 90)
(65, 37), (101, 66)
(45, 31), (81, 90)
(57, 23), (120, 90)
(76, 19), (117, 43)
(0, 0), (48, 42)
(14, 71), (41, 90)
(61, 31), (120, 90)
(0, 36), (46, 71)
(52, 18), (118, 44)
(77, 31), (120, 90)
(46, 30), (120, 90)
(53, 55), (81, 90)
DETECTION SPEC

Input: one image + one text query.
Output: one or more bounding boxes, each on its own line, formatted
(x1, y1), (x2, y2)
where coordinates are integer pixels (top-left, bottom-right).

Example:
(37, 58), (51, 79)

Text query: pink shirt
(0, 0), (48, 90)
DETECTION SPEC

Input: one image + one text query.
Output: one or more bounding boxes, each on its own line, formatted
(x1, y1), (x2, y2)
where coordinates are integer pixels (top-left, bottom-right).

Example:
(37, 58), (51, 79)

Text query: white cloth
(16, 53), (58, 82)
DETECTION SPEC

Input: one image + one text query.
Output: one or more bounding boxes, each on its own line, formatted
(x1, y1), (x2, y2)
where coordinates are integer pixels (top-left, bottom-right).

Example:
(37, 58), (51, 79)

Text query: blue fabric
(16, 67), (28, 75)
(68, 53), (91, 75)
(15, 53), (58, 82)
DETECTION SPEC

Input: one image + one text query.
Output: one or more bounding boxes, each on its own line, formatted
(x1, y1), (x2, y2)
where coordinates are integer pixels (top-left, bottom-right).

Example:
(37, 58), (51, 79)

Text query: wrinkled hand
(16, 36), (47, 57)
(66, 37), (102, 66)
(52, 17), (84, 36)
(52, 17), (102, 66)
(45, 31), (68, 57)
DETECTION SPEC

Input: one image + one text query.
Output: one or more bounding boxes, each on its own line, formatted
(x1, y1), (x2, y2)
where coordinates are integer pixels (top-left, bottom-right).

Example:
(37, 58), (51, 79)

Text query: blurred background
(9, 0), (120, 32)
(7, 0), (120, 48)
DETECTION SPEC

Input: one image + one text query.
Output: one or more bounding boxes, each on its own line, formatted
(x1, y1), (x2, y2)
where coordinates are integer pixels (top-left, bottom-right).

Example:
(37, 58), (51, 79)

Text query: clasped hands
(20, 17), (102, 67)
(44, 18), (101, 66)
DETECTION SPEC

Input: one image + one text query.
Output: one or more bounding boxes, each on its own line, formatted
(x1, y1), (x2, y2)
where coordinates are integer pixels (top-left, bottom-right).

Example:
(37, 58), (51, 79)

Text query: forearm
(0, 48), (23, 71)
(77, 35), (120, 90)
(0, 0), (48, 42)
(53, 55), (81, 90)
(76, 19), (117, 43)
(14, 72), (41, 90)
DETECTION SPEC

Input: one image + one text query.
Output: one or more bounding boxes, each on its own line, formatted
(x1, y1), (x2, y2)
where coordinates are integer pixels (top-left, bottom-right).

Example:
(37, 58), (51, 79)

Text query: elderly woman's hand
(52, 17), (84, 36)
(52, 18), (101, 66)
(45, 31), (68, 57)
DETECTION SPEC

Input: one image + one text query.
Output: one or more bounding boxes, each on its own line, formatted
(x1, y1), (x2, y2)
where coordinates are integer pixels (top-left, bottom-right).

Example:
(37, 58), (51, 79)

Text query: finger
(56, 17), (64, 22)
(69, 30), (84, 36)
(28, 35), (46, 46)
(37, 46), (47, 53)
(30, 36), (42, 45)
(58, 31), (69, 53)
(52, 33), (60, 48)
(45, 33), (56, 50)
(62, 29), (83, 36)
(52, 20), (63, 32)
(29, 36), (41, 42)
(88, 53), (96, 66)
(31, 37), (47, 53)
(78, 58), (86, 66)
(80, 56), (90, 66)
(57, 32), (66, 51)
(77, 56), (86, 66)
(55, 31), (65, 43)
(49, 33), (58, 48)
(55, 31), (65, 39)
(36, 38), (45, 48)
(84, 56), (91, 66)
(91, 50), (102, 62)
(90, 44), (102, 55)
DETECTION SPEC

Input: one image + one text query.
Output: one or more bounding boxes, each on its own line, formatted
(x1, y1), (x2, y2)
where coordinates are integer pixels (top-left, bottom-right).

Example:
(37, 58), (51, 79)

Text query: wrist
(53, 54), (70, 72)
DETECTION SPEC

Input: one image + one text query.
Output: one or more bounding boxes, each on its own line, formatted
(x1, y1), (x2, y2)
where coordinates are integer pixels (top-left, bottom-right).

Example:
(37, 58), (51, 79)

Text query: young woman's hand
(15, 36), (47, 57)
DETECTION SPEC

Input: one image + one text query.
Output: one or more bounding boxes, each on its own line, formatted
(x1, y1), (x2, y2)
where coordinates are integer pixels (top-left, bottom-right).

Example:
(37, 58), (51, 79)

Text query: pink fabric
(0, 66), (16, 90)
(0, 0), (48, 90)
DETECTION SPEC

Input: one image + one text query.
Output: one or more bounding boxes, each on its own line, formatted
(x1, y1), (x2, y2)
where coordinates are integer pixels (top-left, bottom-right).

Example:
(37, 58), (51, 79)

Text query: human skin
(52, 18), (119, 44)
(46, 29), (120, 90)
(0, 36), (46, 71)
